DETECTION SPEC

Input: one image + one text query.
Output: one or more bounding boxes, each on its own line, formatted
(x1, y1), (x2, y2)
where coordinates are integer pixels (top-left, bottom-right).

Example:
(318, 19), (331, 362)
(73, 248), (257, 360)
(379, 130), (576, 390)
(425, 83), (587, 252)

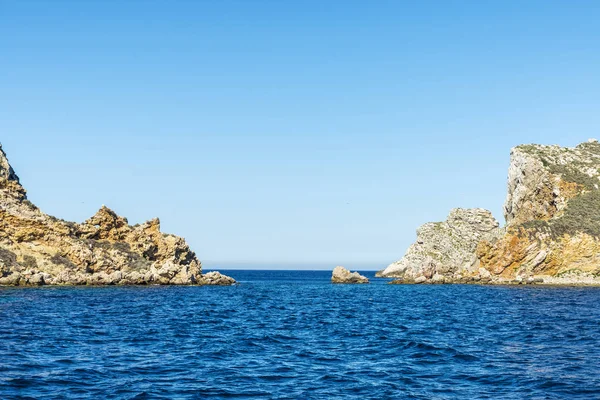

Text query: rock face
(331, 266), (369, 284)
(380, 140), (600, 285)
(0, 144), (235, 286)
(503, 143), (589, 225)
(378, 208), (500, 282)
(479, 140), (600, 284)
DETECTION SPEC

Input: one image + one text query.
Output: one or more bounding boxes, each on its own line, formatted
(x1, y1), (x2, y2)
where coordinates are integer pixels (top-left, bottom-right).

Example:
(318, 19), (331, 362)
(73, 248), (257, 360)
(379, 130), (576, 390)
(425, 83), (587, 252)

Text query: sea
(1, 270), (599, 399)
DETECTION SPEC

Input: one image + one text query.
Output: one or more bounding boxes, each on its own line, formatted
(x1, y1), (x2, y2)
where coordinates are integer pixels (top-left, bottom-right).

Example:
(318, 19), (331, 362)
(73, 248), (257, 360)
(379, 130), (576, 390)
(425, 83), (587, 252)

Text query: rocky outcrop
(503, 142), (589, 225)
(199, 271), (237, 286)
(478, 140), (600, 284)
(331, 266), (369, 284)
(380, 139), (600, 285)
(377, 208), (500, 282)
(0, 144), (235, 286)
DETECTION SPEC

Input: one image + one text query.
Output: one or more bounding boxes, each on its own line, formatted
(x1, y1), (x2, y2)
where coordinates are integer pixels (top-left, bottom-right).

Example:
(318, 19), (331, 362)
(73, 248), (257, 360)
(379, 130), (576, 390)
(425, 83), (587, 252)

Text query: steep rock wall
(381, 140), (600, 285)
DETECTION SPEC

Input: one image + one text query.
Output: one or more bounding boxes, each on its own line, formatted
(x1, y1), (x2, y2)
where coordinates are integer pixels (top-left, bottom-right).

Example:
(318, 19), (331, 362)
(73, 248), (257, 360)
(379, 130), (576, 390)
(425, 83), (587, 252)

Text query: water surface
(1, 270), (599, 399)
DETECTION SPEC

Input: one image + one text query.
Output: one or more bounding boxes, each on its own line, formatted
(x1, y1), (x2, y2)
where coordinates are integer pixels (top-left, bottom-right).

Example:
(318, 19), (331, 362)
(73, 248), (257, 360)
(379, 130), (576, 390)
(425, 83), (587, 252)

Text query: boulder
(200, 271), (236, 286)
(28, 273), (45, 286)
(331, 266), (369, 284)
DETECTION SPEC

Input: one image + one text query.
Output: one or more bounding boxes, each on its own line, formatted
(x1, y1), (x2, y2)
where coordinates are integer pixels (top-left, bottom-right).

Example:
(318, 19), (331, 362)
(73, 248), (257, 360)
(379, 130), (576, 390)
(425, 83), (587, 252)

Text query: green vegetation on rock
(551, 190), (600, 237)
(517, 141), (600, 238)
(518, 142), (600, 190)
(522, 182), (600, 238)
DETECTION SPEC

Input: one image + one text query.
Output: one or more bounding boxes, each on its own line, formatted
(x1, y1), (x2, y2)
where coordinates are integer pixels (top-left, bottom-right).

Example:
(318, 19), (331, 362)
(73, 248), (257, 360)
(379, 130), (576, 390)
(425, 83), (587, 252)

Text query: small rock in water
(200, 271), (237, 286)
(331, 266), (369, 284)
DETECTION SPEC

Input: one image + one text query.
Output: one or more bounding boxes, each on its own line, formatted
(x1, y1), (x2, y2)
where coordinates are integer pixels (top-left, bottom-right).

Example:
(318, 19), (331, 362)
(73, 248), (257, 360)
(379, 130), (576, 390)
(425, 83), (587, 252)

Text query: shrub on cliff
(522, 190), (600, 238)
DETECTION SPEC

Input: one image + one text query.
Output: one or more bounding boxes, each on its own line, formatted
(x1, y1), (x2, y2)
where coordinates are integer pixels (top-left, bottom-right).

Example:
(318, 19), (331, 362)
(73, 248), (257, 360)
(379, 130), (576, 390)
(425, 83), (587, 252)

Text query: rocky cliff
(379, 208), (500, 283)
(0, 144), (235, 286)
(378, 139), (600, 285)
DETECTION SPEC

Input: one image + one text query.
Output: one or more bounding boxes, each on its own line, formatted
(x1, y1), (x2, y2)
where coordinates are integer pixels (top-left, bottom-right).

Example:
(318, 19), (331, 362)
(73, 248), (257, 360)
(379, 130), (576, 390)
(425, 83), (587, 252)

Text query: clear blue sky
(1, 1), (599, 269)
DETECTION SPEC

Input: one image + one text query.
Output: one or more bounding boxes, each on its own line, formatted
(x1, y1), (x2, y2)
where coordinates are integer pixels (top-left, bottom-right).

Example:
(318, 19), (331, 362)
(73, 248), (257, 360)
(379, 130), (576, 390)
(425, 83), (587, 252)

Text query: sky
(1, 1), (600, 270)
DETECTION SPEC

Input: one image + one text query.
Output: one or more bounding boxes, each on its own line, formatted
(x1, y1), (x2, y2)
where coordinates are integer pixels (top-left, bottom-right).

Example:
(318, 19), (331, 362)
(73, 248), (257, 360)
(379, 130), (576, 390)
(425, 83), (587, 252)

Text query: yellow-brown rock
(381, 139), (600, 285)
(0, 144), (235, 286)
(478, 140), (600, 284)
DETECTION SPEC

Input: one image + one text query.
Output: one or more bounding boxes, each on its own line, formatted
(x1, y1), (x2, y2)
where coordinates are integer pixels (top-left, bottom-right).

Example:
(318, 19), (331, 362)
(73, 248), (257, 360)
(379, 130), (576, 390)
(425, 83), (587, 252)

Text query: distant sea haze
(202, 262), (387, 271)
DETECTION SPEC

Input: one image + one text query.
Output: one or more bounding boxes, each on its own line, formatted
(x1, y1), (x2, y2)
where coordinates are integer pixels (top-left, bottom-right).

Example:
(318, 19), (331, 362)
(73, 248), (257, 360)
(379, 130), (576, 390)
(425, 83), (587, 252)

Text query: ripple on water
(1, 271), (600, 399)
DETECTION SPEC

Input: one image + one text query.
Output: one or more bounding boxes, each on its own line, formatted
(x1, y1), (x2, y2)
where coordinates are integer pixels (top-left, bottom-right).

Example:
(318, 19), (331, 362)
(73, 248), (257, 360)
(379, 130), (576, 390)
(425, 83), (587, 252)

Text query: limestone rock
(0, 144), (19, 183)
(382, 140), (600, 285)
(199, 271), (237, 286)
(480, 141), (600, 283)
(503, 143), (591, 225)
(331, 266), (369, 284)
(28, 273), (45, 286)
(377, 208), (500, 280)
(0, 144), (235, 286)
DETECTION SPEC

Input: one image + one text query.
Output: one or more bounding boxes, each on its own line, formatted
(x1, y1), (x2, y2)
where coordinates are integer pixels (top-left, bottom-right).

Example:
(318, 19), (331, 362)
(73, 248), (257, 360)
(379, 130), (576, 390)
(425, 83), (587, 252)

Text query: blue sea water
(1, 270), (600, 399)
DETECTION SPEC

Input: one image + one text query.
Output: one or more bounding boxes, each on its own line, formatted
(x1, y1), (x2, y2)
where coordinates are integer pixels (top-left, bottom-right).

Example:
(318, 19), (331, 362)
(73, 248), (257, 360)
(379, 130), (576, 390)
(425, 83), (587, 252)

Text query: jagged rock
(479, 141), (600, 283)
(504, 144), (590, 225)
(0, 145), (19, 182)
(382, 140), (600, 285)
(331, 266), (369, 284)
(377, 208), (500, 280)
(0, 144), (236, 286)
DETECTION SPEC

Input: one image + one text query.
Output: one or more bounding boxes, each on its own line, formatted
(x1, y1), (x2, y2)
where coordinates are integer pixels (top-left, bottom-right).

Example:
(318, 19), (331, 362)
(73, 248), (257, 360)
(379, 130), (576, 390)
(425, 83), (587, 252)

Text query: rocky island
(331, 266), (369, 284)
(378, 139), (600, 285)
(0, 144), (235, 286)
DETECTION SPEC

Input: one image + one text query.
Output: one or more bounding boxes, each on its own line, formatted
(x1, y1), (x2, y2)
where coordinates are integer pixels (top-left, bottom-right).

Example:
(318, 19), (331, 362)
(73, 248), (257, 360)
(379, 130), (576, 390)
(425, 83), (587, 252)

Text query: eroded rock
(200, 271), (237, 286)
(381, 140), (600, 285)
(480, 141), (600, 283)
(377, 208), (500, 280)
(0, 144), (235, 286)
(331, 266), (369, 284)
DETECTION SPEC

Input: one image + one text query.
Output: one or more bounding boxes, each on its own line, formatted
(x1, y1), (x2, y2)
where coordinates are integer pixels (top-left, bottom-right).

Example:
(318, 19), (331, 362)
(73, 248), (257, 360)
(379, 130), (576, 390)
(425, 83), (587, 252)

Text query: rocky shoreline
(386, 277), (600, 286)
(0, 144), (235, 286)
(4, 139), (600, 287)
(378, 140), (600, 286)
